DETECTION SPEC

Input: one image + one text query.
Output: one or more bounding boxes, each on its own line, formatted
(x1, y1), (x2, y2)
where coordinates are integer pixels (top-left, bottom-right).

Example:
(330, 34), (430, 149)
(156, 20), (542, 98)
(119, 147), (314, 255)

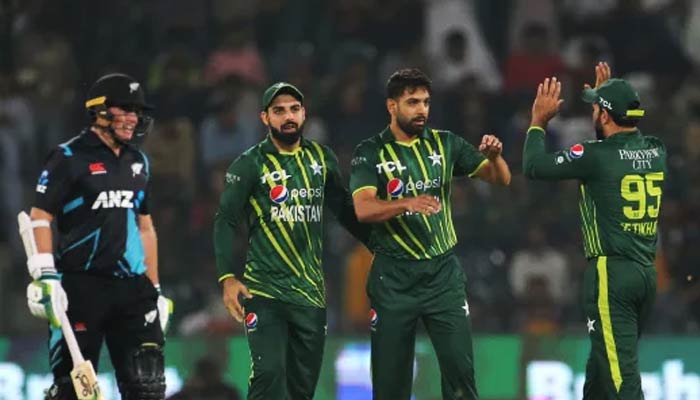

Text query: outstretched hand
(584, 61), (611, 91)
(530, 77), (564, 128)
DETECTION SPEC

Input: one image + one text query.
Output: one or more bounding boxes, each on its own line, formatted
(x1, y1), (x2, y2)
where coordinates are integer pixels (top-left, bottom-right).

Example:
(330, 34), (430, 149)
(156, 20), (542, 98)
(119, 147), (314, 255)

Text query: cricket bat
(17, 211), (105, 399)
(58, 309), (104, 400)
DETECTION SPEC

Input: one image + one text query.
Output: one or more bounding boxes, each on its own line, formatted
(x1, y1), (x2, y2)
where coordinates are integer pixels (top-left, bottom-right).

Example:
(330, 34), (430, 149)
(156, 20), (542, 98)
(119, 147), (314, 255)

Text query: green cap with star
(582, 78), (645, 120)
(261, 82), (304, 111)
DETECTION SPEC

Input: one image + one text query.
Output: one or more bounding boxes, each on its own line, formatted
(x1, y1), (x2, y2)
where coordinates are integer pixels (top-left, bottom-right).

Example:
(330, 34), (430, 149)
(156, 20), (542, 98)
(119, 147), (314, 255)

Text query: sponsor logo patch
(36, 170), (49, 193)
(269, 185), (289, 204)
(387, 178), (404, 198)
(245, 313), (258, 329)
(569, 144), (584, 159)
(89, 162), (107, 175)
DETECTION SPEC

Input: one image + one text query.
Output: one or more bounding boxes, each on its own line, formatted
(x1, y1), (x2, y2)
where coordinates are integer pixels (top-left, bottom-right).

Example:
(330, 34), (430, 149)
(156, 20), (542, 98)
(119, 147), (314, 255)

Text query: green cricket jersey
(349, 126), (488, 260)
(523, 127), (667, 265)
(214, 135), (367, 308)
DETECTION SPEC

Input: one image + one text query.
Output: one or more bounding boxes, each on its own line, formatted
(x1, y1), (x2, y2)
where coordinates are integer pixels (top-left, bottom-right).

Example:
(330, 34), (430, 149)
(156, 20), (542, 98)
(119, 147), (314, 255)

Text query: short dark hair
(386, 68), (432, 99)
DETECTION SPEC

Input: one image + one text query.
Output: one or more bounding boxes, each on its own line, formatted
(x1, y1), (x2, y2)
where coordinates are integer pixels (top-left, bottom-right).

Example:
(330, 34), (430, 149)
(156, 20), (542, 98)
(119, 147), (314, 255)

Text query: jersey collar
(260, 134), (309, 155)
(82, 128), (137, 154)
(606, 129), (641, 142)
(379, 125), (430, 144)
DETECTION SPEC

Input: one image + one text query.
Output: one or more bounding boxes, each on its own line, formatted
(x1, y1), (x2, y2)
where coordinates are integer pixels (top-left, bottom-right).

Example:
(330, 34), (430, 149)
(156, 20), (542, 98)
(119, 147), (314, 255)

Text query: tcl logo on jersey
(260, 170), (292, 183)
(269, 185), (289, 204)
(91, 190), (135, 209)
(376, 161), (407, 174)
(387, 178), (404, 197)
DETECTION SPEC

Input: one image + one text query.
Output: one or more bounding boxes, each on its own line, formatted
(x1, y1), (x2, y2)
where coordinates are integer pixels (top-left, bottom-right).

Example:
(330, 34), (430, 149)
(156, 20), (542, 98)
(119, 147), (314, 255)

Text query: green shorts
(367, 250), (479, 400)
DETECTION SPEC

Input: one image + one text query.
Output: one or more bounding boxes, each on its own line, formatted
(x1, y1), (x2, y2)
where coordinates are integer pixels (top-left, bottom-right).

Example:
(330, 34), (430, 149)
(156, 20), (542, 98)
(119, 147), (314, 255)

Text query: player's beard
(594, 113), (605, 140)
(397, 113), (426, 137)
(270, 121), (304, 145)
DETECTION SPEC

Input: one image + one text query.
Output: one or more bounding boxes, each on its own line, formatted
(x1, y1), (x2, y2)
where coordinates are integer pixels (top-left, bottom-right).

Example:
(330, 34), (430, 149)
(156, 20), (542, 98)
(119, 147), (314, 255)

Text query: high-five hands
(584, 61), (611, 91)
(531, 77), (565, 128)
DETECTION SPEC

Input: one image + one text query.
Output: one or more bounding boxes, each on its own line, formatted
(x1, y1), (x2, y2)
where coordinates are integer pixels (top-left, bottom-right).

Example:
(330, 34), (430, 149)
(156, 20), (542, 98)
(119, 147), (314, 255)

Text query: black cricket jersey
(34, 129), (152, 277)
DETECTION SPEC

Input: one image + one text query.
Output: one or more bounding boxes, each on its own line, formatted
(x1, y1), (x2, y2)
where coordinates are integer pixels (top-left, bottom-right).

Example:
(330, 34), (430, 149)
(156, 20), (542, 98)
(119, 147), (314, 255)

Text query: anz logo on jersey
(91, 190), (135, 209)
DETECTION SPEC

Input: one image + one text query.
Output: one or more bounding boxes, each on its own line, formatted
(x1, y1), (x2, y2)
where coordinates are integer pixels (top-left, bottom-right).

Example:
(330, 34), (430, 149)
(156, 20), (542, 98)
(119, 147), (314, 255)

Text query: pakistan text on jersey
(620, 221), (658, 236)
(270, 205), (323, 222)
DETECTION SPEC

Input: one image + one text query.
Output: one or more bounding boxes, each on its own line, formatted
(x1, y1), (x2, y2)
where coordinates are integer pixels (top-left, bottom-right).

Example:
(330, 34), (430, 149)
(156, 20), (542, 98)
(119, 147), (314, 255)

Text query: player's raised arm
(523, 76), (593, 180)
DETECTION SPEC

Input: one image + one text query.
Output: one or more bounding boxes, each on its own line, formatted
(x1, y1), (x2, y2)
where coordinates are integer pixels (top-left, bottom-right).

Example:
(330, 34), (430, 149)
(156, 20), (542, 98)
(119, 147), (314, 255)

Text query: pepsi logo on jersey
(245, 312), (258, 332)
(269, 185), (289, 204)
(569, 144), (585, 159)
(387, 178), (404, 198)
(269, 185), (323, 204)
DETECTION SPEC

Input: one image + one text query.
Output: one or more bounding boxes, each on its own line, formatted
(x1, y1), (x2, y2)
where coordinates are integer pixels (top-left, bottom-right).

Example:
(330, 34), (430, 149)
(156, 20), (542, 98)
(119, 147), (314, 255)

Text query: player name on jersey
(620, 220), (658, 236)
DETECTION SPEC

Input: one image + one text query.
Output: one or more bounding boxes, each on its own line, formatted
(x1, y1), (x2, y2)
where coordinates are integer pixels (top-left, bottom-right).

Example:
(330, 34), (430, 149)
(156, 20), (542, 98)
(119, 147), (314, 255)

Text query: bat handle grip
(59, 310), (85, 365)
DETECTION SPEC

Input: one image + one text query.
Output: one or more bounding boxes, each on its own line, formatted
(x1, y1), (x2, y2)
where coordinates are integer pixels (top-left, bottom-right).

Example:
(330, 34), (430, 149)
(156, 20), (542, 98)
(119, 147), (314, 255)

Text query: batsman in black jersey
(24, 73), (172, 399)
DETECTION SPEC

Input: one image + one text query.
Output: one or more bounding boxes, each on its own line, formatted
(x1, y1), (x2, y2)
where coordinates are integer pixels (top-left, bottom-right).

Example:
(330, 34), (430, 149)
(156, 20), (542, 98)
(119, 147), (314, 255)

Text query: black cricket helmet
(85, 73), (154, 142)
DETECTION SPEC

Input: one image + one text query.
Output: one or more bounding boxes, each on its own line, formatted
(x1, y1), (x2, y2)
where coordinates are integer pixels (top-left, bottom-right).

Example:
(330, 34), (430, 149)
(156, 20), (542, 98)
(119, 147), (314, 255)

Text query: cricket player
(24, 73), (172, 399)
(522, 63), (666, 399)
(213, 82), (369, 400)
(349, 68), (511, 400)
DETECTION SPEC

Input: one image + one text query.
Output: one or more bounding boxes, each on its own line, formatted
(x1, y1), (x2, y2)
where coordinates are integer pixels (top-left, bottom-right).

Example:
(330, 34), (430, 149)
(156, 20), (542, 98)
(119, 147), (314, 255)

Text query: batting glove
(27, 275), (68, 328)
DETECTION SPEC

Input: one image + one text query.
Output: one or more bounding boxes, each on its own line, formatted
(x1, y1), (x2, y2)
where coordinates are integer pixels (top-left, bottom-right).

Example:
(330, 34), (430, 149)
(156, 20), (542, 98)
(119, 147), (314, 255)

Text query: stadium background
(1, 0), (699, 398)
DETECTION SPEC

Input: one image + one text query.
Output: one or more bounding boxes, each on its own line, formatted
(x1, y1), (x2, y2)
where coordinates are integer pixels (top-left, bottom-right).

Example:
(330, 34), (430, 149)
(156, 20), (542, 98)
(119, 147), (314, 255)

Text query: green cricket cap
(582, 78), (645, 119)
(261, 82), (304, 110)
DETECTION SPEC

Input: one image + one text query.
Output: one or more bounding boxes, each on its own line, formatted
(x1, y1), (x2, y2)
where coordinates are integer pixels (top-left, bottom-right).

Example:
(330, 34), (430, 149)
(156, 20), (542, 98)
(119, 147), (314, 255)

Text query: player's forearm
(483, 157), (511, 186)
(522, 127), (547, 178)
(30, 207), (54, 254)
(141, 228), (159, 285)
(354, 197), (409, 223)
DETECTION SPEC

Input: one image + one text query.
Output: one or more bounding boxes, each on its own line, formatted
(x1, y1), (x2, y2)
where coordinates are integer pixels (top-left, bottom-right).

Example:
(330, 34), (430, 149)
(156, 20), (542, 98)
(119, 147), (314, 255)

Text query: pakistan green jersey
(523, 127), (667, 265)
(214, 136), (367, 308)
(349, 126), (487, 260)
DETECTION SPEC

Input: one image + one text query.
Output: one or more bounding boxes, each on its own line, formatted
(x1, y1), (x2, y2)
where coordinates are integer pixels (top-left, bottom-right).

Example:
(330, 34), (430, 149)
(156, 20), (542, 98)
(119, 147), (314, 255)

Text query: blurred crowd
(1, 0), (699, 339)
